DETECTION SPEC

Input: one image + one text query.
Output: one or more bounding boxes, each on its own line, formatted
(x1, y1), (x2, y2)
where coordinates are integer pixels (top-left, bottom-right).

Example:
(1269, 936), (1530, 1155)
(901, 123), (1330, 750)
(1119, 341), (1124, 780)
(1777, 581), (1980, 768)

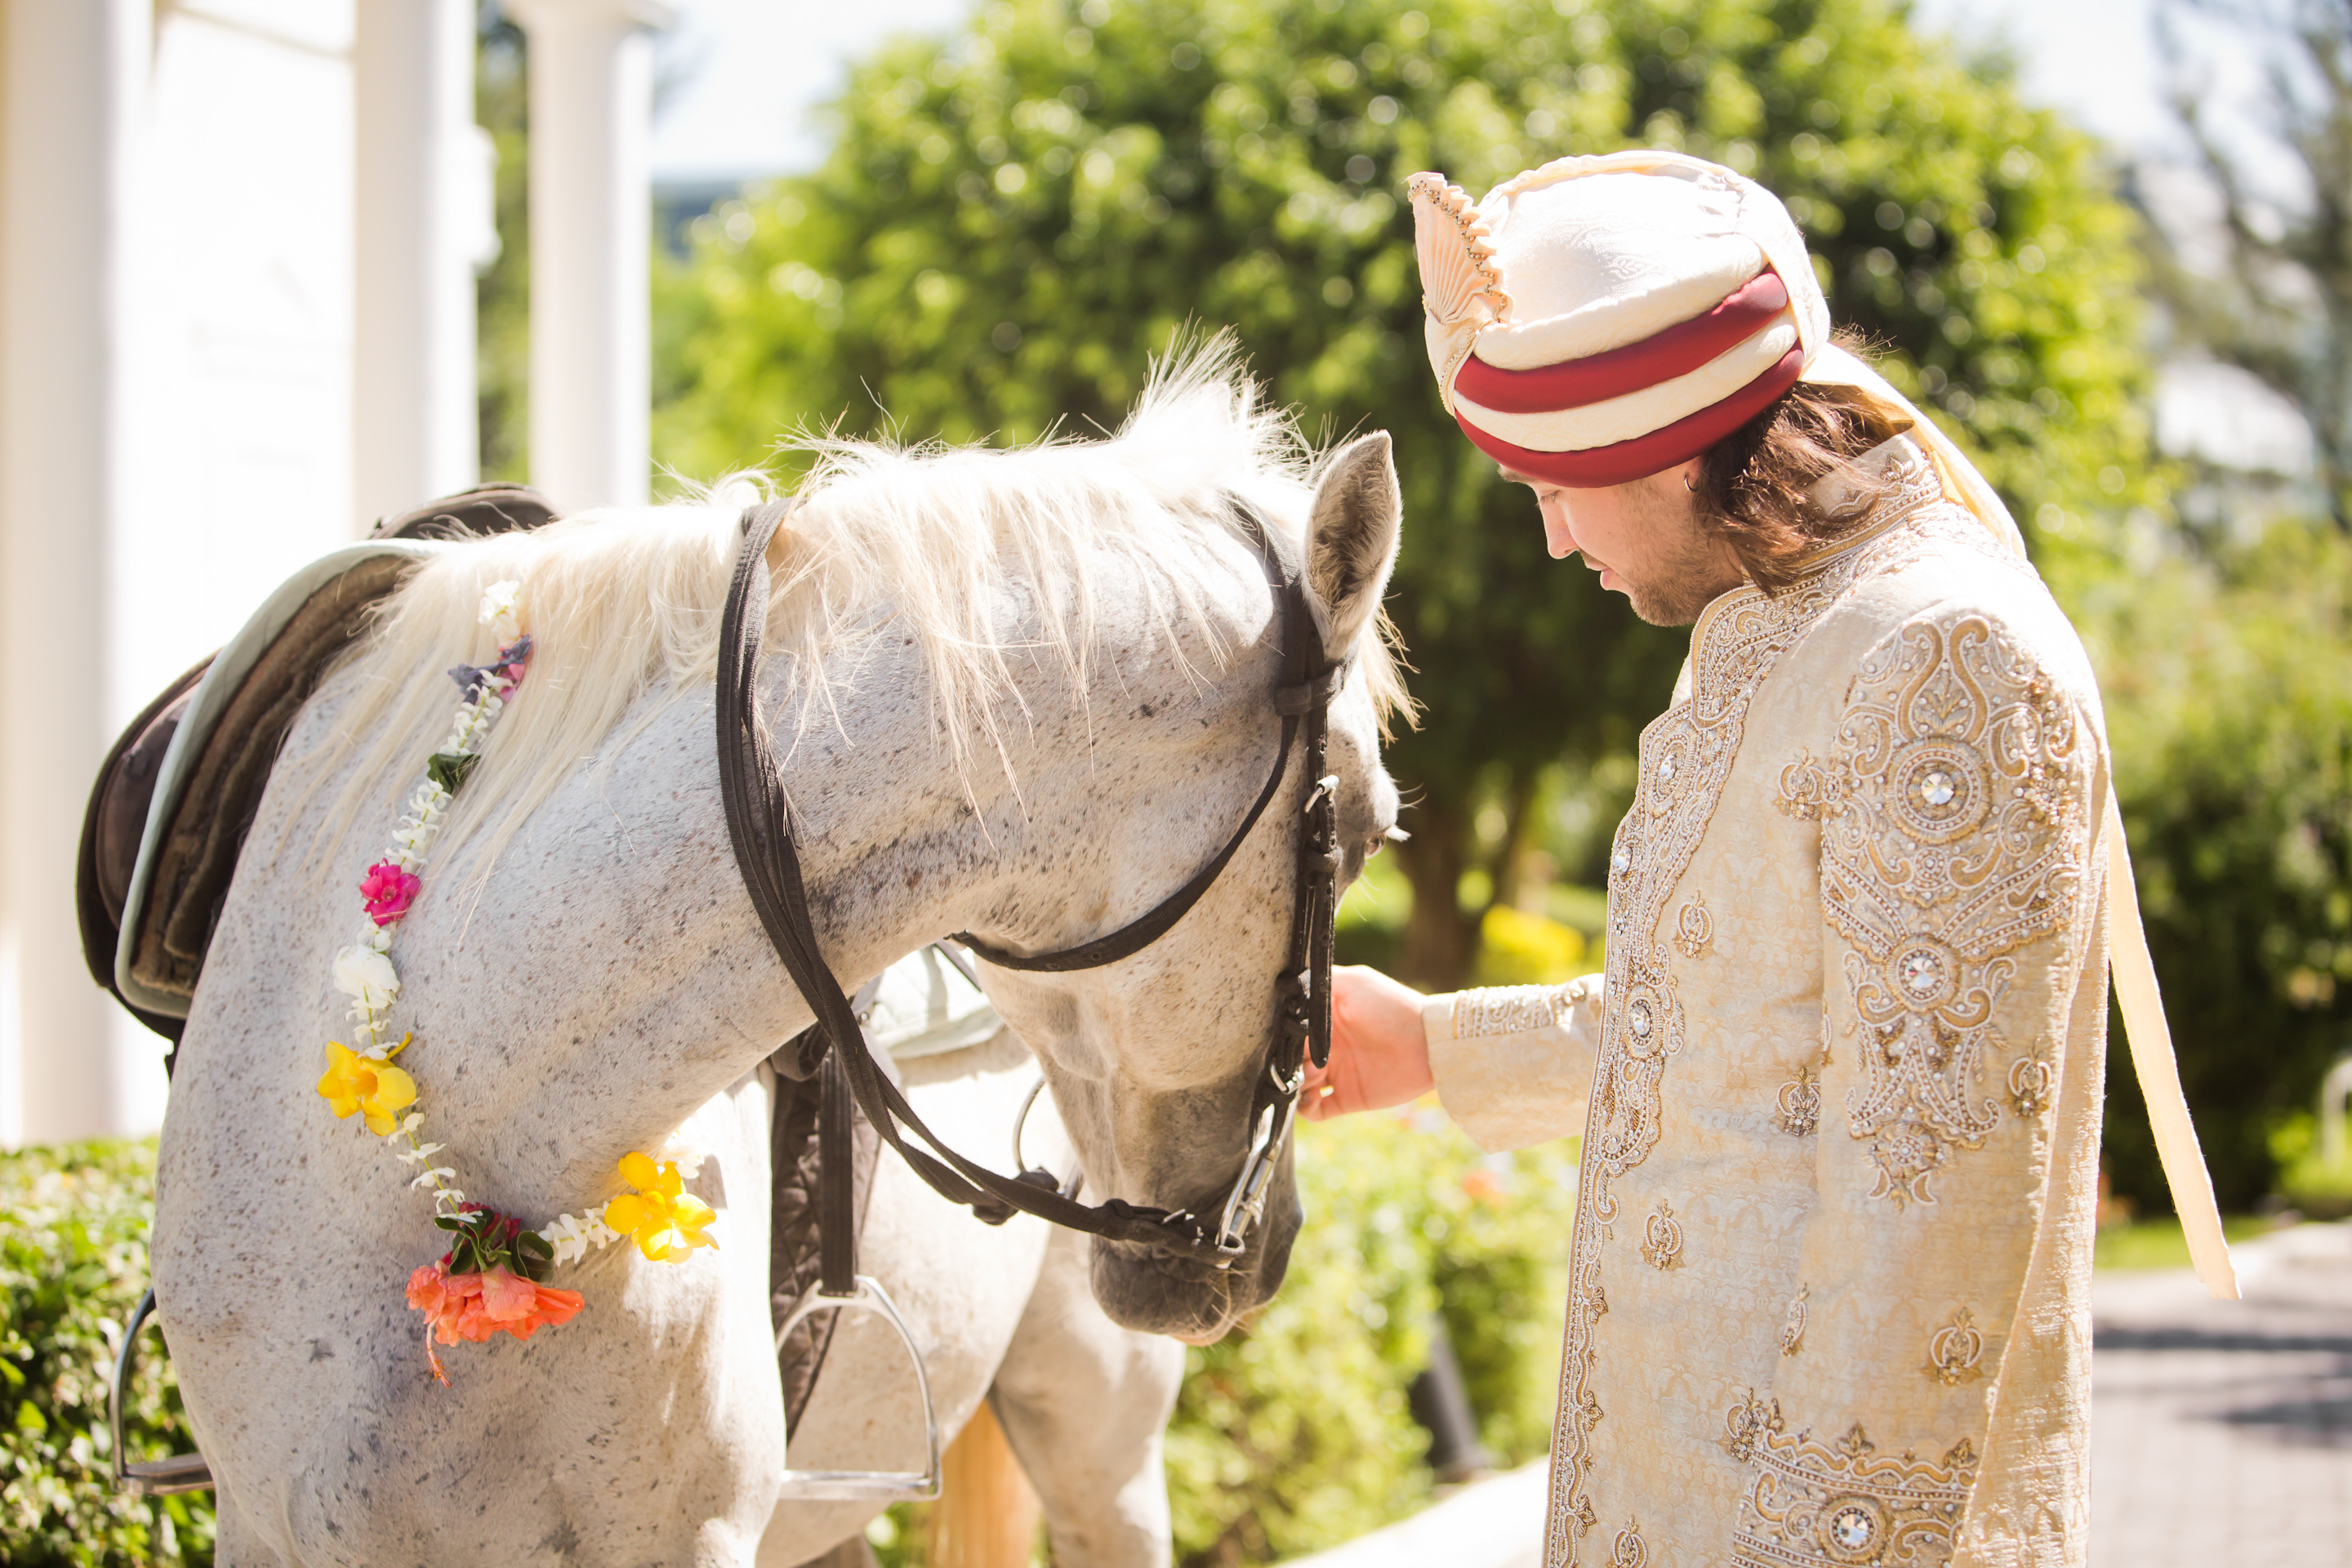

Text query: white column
(0, 0), (152, 1146)
(354, 0), (485, 528)
(507, 0), (670, 511)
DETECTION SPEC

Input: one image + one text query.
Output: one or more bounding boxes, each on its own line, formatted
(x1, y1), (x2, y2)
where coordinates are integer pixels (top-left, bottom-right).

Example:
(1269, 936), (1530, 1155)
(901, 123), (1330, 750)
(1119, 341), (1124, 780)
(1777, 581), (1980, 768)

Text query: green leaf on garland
(425, 751), (480, 795)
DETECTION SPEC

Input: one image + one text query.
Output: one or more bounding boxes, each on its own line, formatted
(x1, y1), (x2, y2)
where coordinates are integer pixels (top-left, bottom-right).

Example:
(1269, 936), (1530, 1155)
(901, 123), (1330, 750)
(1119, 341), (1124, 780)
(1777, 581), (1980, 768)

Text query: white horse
(149, 355), (1405, 1566)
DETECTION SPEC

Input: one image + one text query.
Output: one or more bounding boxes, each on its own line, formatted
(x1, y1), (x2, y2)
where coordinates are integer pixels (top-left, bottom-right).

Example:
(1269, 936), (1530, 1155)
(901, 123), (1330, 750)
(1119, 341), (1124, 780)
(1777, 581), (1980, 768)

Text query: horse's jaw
(1085, 1163), (1303, 1342)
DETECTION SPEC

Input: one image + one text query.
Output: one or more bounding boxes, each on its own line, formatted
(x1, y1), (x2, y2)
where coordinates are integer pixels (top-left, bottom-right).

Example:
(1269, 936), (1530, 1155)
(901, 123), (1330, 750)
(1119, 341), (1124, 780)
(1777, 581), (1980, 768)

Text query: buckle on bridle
(1213, 1096), (1294, 1260)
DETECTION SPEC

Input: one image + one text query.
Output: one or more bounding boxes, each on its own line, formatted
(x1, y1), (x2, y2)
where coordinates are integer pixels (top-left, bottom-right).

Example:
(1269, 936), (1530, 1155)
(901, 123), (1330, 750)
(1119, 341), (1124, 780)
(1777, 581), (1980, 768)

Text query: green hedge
(1, 1140), (212, 1567)
(1165, 1111), (1576, 1567)
(16, 1119), (1575, 1568)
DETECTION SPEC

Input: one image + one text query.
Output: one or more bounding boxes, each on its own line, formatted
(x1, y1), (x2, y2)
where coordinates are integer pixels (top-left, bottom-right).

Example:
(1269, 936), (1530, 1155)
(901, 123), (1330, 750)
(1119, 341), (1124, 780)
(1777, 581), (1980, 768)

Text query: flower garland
(315, 581), (718, 1383)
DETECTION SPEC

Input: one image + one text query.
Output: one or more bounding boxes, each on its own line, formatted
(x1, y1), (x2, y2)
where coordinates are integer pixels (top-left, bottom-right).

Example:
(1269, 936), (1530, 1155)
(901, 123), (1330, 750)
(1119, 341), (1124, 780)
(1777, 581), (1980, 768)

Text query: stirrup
(110, 1288), (213, 1496)
(773, 1276), (942, 1501)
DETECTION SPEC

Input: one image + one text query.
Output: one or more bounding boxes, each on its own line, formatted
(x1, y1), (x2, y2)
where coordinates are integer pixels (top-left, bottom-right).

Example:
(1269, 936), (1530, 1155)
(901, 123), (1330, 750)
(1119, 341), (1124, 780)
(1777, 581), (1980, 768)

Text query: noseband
(715, 495), (1341, 1281)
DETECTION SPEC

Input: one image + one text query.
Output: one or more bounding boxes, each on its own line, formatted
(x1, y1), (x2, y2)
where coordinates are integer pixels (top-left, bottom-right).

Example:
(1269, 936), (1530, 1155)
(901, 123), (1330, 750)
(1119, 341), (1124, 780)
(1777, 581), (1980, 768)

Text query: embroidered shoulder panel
(1731, 1415), (1979, 1568)
(1543, 455), (1973, 1566)
(1778, 610), (2093, 1205)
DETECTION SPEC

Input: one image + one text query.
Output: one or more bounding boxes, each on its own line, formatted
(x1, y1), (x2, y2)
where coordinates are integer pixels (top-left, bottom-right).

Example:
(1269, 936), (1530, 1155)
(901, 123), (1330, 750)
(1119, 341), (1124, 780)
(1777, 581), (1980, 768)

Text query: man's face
(1505, 461), (1746, 626)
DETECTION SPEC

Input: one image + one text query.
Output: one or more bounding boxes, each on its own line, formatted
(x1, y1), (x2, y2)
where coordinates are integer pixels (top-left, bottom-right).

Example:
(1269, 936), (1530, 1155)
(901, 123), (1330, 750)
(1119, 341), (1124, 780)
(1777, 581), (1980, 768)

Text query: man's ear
(1303, 431), (1402, 663)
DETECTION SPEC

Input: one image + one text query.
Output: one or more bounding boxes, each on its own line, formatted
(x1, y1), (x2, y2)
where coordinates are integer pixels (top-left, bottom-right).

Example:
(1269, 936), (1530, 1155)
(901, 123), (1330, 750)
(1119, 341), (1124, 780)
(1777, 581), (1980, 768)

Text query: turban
(1409, 150), (2024, 556)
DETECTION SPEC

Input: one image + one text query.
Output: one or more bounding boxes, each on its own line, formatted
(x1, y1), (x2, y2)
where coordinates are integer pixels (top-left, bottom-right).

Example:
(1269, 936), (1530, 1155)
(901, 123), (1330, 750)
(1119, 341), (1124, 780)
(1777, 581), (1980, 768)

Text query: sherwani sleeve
(1421, 974), (1603, 1152)
(1730, 609), (2104, 1566)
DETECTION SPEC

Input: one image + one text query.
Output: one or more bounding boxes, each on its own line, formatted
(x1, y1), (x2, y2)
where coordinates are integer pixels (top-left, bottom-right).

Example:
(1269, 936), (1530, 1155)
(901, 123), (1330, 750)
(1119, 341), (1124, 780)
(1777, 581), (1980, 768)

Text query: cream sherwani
(1428, 436), (2109, 1568)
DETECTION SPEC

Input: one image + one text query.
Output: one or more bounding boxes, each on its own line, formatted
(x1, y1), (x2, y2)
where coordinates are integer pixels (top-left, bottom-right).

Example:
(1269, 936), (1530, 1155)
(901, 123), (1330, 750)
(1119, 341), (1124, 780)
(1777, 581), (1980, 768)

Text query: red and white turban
(1409, 150), (2024, 555)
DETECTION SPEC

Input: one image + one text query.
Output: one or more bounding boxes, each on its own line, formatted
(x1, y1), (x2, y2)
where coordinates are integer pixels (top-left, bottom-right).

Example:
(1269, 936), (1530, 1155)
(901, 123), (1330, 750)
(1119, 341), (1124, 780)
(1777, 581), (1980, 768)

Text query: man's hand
(1301, 965), (1433, 1120)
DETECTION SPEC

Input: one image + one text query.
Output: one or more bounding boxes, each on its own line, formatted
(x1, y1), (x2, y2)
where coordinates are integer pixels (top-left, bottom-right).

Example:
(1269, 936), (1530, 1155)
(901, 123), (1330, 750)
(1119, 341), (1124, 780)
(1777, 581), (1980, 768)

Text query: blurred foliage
(1162, 1110), (1578, 1566)
(2090, 1212), (2283, 1272)
(0, 1141), (212, 1568)
(1471, 905), (1588, 987)
(2270, 1111), (2352, 1218)
(2144, 0), (2352, 528)
(2081, 519), (2352, 1209)
(652, 0), (2156, 992)
(477, 6), (530, 483)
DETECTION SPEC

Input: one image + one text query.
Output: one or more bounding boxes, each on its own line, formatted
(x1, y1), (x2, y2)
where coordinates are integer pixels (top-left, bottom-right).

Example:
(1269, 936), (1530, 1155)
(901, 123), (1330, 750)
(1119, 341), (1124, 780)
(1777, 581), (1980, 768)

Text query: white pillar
(0, 0), (152, 1146)
(354, 0), (485, 528)
(507, 0), (670, 511)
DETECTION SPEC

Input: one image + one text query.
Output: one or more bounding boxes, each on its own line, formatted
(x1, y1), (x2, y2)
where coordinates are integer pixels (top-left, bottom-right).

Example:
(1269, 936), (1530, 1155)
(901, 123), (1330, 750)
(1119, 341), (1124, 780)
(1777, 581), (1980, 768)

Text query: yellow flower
(316, 1040), (417, 1136)
(602, 1151), (718, 1262)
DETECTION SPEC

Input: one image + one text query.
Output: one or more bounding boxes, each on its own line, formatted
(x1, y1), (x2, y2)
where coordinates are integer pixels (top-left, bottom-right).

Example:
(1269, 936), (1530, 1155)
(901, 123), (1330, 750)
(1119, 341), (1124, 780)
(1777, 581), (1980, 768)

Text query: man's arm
(1731, 608), (2102, 1566)
(1310, 966), (1602, 1152)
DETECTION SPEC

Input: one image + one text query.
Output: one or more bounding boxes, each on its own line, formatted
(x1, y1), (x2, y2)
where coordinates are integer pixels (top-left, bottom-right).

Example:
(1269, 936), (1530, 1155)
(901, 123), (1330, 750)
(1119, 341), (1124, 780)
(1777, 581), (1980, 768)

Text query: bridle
(715, 493), (1343, 1296)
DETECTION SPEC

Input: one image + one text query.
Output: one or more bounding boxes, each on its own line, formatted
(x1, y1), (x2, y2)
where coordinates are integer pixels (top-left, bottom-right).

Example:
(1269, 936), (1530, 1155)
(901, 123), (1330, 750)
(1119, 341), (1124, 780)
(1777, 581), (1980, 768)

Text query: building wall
(0, 0), (360, 1147)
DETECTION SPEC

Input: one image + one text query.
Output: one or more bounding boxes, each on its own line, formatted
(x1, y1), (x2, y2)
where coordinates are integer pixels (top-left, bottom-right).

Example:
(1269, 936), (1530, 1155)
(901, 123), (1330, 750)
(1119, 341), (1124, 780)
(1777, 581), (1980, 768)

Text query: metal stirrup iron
(772, 1041), (942, 1499)
(109, 1290), (213, 1496)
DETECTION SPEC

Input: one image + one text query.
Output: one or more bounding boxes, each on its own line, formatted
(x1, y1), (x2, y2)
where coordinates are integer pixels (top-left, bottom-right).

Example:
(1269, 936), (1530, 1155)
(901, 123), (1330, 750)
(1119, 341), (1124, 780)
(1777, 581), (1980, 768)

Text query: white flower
(332, 946), (399, 1004)
(657, 1134), (706, 1180)
(541, 1210), (620, 1267)
(479, 579), (522, 630)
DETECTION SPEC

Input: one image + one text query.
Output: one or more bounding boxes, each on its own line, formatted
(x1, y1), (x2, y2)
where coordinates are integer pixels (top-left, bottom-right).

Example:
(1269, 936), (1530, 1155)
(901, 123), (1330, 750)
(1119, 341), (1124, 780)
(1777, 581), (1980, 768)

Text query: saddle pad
(111, 541), (446, 1020)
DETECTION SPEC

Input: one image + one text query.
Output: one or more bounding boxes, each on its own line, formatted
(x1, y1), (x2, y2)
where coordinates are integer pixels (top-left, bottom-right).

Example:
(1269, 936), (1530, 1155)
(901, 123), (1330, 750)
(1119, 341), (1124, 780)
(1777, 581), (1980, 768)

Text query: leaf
(425, 751), (481, 795)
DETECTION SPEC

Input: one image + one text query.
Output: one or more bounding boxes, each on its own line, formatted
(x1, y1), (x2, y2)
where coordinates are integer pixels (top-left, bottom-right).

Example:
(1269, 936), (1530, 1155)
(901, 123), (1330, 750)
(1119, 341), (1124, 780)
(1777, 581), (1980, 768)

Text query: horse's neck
(425, 531), (1266, 1201)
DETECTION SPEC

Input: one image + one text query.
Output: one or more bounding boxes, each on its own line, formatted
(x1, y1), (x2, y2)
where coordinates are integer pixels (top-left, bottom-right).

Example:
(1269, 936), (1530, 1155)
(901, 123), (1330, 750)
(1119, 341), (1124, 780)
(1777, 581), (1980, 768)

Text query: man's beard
(1616, 488), (1740, 626)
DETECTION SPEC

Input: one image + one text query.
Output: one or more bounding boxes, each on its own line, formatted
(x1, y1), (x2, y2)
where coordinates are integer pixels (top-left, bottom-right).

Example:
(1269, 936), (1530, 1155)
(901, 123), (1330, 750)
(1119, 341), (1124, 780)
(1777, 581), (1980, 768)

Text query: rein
(716, 497), (1341, 1289)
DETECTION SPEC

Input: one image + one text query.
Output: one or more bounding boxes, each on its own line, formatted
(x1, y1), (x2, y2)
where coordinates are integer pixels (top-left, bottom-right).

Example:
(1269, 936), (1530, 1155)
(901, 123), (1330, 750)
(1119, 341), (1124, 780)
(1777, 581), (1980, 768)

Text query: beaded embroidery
(1778, 611), (2092, 1205)
(1731, 1419), (1977, 1568)
(1543, 448), (1957, 1564)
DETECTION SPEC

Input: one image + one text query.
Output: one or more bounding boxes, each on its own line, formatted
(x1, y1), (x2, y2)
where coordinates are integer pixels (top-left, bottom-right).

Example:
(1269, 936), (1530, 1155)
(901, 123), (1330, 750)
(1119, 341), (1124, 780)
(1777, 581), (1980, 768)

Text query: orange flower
(405, 1261), (584, 1346)
(602, 1151), (718, 1262)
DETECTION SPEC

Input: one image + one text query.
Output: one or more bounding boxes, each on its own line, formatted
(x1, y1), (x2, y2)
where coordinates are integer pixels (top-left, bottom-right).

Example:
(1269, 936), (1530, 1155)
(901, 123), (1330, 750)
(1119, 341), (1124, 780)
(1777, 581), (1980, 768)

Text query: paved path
(2090, 1221), (2352, 1567)
(1287, 1222), (2352, 1568)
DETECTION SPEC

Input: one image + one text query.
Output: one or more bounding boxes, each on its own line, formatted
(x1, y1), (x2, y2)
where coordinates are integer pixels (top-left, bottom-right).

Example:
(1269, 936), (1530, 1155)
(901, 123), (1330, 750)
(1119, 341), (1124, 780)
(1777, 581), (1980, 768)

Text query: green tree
(654, 0), (2154, 988)
(477, 5), (530, 483)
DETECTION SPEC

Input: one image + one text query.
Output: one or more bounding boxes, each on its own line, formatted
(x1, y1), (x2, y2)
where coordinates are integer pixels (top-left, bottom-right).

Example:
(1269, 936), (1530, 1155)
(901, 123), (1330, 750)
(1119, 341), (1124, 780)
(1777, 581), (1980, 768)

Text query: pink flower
(360, 862), (422, 926)
(405, 1261), (584, 1348)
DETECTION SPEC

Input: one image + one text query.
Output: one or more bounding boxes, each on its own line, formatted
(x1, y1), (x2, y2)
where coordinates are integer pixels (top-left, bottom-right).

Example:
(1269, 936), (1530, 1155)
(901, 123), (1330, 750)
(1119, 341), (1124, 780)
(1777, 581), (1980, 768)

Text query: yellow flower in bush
(317, 1040), (417, 1135)
(603, 1151), (718, 1262)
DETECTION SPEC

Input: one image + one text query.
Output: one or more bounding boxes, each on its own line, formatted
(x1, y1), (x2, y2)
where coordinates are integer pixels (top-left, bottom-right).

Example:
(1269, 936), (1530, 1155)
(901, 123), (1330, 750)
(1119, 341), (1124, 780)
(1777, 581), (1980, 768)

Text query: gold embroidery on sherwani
(1673, 893), (1713, 956)
(1925, 1307), (1987, 1386)
(1639, 1201), (1683, 1269)
(1610, 1521), (1649, 1567)
(1544, 457), (1956, 1566)
(1779, 612), (2091, 1205)
(1781, 1285), (1810, 1356)
(1455, 985), (1566, 1039)
(2007, 1040), (2054, 1119)
(1775, 1064), (1822, 1138)
(1731, 1420), (1978, 1568)
(1722, 1389), (1785, 1462)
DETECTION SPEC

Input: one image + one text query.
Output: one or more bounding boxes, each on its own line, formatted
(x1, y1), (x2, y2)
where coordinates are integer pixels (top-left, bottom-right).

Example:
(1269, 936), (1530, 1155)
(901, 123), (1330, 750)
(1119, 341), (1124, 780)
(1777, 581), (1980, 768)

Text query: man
(1303, 152), (2230, 1567)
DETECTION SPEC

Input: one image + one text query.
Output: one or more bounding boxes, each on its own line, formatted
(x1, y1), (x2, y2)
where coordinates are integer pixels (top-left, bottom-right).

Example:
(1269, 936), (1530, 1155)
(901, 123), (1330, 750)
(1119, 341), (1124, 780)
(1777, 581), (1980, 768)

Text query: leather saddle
(75, 483), (559, 1048)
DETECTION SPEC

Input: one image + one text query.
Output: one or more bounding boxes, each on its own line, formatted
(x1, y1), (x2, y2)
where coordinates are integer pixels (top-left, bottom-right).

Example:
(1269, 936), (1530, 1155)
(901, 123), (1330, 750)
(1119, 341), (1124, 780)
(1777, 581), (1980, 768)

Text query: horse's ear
(1302, 431), (1401, 662)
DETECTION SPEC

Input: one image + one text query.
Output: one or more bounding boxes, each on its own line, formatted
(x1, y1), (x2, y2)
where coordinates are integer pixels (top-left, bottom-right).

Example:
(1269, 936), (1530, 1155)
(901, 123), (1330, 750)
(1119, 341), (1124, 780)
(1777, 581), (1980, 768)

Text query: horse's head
(973, 431), (1404, 1340)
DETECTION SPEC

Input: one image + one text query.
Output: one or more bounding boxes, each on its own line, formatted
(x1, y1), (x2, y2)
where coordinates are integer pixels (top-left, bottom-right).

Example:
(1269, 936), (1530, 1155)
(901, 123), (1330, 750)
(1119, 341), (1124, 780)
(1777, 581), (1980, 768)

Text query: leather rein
(716, 497), (1341, 1287)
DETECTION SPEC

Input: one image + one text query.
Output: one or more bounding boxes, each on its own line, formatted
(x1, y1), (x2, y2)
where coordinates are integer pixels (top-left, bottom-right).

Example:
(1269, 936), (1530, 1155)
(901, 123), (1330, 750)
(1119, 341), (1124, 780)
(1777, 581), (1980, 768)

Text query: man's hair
(1693, 336), (1916, 593)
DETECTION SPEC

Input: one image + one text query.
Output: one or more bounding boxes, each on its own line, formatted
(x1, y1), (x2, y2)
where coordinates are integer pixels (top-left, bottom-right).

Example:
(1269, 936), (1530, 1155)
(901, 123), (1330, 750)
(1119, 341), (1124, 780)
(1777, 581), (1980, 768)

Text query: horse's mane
(298, 341), (1405, 885)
